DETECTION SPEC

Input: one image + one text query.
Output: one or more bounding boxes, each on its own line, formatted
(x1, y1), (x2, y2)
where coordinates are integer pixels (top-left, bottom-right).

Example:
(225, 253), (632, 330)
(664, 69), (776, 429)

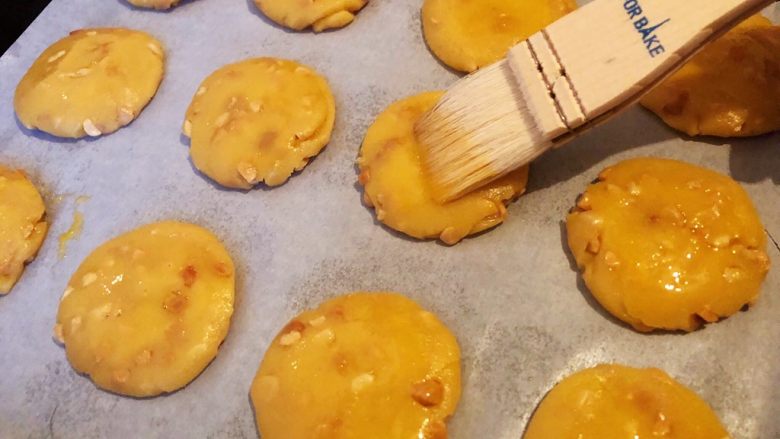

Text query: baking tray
(0, 1), (778, 438)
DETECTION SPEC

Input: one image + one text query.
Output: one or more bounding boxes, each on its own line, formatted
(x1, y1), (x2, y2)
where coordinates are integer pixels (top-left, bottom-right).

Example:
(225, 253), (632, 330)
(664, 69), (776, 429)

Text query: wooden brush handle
(507, 0), (775, 137)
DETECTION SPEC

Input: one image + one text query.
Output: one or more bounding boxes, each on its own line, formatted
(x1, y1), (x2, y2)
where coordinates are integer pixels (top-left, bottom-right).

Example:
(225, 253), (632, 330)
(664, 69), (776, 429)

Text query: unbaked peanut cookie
(524, 364), (730, 439)
(422, 0), (576, 72)
(14, 28), (165, 139)
(253, 0), (368, 32)
(184, 58), (336, 189)
(54, 221), (235, 397)
(641, 15), (780, 137)
(566, 158), (769, 332)
(251, 292), (461, 439)
(0, 165), (48, 294)
(126, 0), (180, 10)
(358, 92), (529, 245)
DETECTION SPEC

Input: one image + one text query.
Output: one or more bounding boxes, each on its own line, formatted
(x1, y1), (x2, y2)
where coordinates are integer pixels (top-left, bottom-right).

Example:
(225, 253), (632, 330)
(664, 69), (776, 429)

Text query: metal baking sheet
(1, 1), (779, 438)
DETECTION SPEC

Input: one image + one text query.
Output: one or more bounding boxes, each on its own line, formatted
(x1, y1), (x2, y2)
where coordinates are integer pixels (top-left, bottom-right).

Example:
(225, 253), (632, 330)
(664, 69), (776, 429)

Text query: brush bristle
(415, 60), (551, 202)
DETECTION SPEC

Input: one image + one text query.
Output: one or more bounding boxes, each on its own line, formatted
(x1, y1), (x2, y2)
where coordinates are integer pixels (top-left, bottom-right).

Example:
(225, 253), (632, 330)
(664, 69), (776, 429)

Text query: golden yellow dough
(358, 92), (529, 245)
(14, 28), (165, 139)
(253, 0), (367, 32)
(641, 15), (780, 137)
(422, 0), (577, 72)
(126, 0), (179, 10)
(524, 364), (730, 439)
(566, 158), (769, 332)
(251, 292), (461, 439)
(0, 165), (48, 294)
(184, 58), (336, 189)
(54, 221), (235, 397)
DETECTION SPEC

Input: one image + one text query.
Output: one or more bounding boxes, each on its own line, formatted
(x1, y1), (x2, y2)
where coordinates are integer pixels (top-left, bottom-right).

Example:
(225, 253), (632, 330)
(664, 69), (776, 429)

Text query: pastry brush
(416, 0), (775, 202)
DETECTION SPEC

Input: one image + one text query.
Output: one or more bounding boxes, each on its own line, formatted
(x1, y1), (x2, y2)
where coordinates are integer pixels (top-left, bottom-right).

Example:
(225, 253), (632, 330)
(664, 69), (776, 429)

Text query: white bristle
(415, 60), (552, 202)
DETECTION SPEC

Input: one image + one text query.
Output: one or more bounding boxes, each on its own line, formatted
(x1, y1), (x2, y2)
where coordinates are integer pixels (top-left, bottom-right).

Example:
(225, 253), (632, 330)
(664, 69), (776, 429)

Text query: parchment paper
(0, 1), (778, 438)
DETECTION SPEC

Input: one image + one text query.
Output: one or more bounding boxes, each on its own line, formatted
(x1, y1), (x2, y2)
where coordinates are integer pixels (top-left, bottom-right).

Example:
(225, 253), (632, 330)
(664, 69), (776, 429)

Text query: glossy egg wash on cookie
(358, 92), (529, 245)
(251, 292), (461, 439)
(567, 158), (769, 332)
(642, 15), (780, 137)
(14, 28), (165, 139)
(0, 165), (48, 294)
(55, 221), (235, 397)
(422, 0), (576, 72)
(524, 364), (730, 439)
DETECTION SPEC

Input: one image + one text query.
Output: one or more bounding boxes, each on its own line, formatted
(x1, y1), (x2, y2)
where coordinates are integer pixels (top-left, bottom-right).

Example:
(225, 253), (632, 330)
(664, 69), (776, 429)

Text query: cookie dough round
(126, 0), (179, 10)
(251, 292), (461, 439)
(253, 0), (367, 32)
(524, 364), (730, 439)
(422, 0), (576, 72)
(184, 58), (336, 189)
(358, 92), (529, 245)
(0, 165), (48, 294)
(566, 158), (769, 332)
(641, 15), (780, 137)
(55, 221), (235, 397)
(14, 28), (165, 139)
